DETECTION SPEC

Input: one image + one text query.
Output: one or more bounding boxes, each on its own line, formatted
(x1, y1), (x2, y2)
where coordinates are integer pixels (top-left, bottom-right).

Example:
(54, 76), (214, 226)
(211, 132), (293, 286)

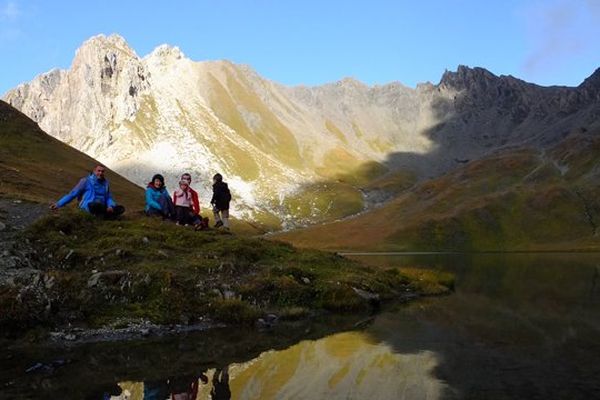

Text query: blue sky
(1, 0), (600, 95)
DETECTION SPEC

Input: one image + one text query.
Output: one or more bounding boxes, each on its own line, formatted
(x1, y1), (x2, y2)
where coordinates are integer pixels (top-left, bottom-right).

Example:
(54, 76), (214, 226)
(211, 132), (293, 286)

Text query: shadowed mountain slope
(275, 130), (600, 251)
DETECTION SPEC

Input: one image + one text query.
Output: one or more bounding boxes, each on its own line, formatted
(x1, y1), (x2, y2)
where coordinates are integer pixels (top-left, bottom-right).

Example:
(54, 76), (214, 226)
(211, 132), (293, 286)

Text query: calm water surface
(2, 253), (599, 399)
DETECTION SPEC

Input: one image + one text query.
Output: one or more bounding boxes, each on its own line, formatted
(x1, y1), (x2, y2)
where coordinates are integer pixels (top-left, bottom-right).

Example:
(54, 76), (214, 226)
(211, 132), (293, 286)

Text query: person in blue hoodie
(50, 164), (125, 219)
(145, 173), (175, 220)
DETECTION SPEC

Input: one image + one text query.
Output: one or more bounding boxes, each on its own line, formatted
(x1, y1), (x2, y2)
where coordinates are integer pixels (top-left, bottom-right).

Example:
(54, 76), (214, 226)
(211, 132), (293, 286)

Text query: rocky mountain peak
(337, 77), (365, 87)
(146, 44), (185, 62)
(76, 33), (137, 59)
(580, 67), (600, 89)
(438, 65), (500, 91)
(71, 33), (145, 93)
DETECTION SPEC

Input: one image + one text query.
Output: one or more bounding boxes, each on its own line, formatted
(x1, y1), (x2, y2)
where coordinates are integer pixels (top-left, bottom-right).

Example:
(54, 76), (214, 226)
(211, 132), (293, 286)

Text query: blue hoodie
(56, 174), (116, 211)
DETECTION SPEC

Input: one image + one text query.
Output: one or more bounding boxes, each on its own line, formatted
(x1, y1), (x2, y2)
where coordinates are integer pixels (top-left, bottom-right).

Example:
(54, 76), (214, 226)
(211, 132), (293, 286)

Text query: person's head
(151, 174), (165, 189)
(181, 173), (192, 184)
(179, 179), (189, 190)
(93, 165), (107, 180)
(213, 173), (223, 184)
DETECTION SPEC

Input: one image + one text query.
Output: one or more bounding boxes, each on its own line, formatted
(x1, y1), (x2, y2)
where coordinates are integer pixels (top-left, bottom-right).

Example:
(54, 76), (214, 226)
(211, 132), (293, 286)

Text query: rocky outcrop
(5, 35), (151, 154)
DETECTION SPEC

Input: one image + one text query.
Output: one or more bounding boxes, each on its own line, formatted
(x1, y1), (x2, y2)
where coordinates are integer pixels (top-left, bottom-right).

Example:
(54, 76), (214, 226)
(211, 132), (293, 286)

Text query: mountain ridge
(4, 33), (600, 229)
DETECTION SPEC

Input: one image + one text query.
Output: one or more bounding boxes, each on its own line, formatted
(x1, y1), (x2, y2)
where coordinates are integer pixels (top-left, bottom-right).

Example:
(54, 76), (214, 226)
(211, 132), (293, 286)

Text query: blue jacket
(56, 174), (117, 211)
(145, 185), (171, 212)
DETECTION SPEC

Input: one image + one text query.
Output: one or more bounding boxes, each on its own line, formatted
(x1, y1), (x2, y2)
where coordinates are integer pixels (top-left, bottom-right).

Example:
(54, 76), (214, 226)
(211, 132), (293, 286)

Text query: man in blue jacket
(50, 164), (125, 218)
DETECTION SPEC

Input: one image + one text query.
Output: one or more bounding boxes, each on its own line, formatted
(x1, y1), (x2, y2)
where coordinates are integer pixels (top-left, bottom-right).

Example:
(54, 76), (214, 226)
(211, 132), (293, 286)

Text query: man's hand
(50, 203), (58, 211)
(106, 207), (114, 214)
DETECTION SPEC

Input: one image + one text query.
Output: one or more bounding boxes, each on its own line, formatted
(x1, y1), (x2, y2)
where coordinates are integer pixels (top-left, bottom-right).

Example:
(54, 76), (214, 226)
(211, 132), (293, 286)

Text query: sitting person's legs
(88, 203), (125, 219)
(145, 208), (163, 217)
(190, 213), (202, 226)
(175, 206), (191, 225)
(147, 198), (175, 220)
(88, 202), (107, 216)
(105, 205), (125, 220)
(158, 195), (175, 220)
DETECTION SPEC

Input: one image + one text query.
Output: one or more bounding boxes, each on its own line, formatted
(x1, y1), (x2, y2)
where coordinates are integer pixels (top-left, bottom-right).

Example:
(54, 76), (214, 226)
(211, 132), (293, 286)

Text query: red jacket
(173, 187), (201, 215)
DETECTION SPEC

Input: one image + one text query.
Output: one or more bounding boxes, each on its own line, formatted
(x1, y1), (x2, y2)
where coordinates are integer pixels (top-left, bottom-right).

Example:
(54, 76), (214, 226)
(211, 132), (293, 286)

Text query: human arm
(210, 186), (217, 206)
(191, 189), (200, 214)
(106, 184), (117, 209)
(55, 178), (86, 208)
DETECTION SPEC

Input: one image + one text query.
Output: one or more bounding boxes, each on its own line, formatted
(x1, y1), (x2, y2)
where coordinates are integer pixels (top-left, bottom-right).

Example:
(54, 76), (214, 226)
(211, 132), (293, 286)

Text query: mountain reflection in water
(2, 253), (599, 399)
(108, 331), (445, 399)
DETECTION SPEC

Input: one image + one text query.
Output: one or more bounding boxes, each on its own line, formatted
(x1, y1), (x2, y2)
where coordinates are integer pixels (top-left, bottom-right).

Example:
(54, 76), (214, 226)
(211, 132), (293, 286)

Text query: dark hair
(213, 173), (223, 182)
(151, 174), (165, 185)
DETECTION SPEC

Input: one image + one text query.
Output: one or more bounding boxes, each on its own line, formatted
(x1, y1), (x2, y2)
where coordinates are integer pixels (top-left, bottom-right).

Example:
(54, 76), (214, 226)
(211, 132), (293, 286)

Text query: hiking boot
(214, 221), (223, 228)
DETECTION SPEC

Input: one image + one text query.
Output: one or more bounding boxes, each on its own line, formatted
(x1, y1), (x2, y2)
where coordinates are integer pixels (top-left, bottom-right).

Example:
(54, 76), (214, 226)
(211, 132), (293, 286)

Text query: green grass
(0, 210), (453, 333)
(282, 182), (364, 223)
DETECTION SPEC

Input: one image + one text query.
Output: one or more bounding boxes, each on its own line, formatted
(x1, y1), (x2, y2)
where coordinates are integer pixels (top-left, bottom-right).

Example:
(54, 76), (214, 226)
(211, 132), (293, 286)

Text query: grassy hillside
(275, 132), (600, 252)
(0, 210), (453, 335)
(0, 100), (144, 209)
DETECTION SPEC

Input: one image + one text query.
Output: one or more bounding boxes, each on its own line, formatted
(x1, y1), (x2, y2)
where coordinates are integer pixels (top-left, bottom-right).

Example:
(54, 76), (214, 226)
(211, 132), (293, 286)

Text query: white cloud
(521, 0), (600, 75)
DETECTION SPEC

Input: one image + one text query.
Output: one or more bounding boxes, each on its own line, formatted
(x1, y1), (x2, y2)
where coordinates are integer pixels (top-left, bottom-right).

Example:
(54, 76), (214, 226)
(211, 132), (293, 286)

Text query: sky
(1, 0), (600, 95)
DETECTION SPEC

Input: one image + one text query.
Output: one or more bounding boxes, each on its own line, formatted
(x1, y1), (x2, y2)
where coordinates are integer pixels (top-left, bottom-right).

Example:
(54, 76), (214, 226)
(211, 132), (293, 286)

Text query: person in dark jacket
(50, 164), (125, 219)
(145, 174), (175, 219)
(210, 173), (231, 230)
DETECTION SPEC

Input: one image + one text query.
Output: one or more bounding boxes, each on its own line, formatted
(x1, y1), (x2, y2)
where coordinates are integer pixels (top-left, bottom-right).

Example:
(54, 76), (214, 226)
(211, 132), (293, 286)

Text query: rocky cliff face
(4, 34), (600, 226)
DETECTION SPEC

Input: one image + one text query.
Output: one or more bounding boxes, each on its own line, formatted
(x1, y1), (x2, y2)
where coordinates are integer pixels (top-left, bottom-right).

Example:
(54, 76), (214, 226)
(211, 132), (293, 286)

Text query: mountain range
(3, 33), (600, 249)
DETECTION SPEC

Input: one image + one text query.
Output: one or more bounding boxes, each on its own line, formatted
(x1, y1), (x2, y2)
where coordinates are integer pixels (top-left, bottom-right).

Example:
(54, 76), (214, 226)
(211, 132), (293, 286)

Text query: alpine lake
(1, 252), (599, 399)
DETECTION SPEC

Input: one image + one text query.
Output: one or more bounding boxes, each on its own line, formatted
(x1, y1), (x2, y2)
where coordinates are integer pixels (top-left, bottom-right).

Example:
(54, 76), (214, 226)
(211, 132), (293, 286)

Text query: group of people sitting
(51, 164), (232, 231)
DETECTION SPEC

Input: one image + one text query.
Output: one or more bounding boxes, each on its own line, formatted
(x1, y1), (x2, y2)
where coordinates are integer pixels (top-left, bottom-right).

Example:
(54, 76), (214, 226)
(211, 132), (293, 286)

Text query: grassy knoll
(0, 210), (453, 335)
